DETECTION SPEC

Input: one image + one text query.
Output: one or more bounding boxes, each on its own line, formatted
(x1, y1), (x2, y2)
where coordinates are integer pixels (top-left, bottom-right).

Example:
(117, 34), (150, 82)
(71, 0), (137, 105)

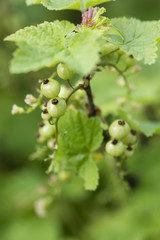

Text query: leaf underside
(26, 0), (114, 11)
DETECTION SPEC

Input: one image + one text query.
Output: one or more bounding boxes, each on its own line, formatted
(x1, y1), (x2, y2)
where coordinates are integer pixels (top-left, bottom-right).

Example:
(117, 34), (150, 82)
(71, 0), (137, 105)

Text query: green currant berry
(58, 85), (70, 99)
(39, 123), (56, 139)
(122, 129), (137, 145)
(117, 49), (125, 56)
(124, 146), (134, 158)
(76, 89), (86, 98)
(101, 42), (118, 55)
(57, 63), (74, 80)
(41, 78), (60, 98)
(41, 109), (51, 120)
(35, 132), (46, 143)
(125, 55), (136, 68)
(58, 171), (70, 181)
(41, 101), (48, 110)
(109, 120), (130, 140)
(47, 97), (67, 118)
(70, 89), (86, 102)
(106, 139), (125, 157)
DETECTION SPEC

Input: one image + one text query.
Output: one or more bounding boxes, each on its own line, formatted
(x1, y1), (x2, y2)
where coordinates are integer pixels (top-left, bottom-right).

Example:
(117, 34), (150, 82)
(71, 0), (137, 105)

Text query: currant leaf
(5, 21), (69, 73)
(5, 21), (103, 76)
(138, 121), (160, 137)
(106, 18), (160, 64)
(26, 0), (114, 11)
(26, 0), (42, 5)
(61, 30), (103, 76)
(54, 110), (103, 172)
(79, 157), (99, 191)
(119, 109), (160, 137)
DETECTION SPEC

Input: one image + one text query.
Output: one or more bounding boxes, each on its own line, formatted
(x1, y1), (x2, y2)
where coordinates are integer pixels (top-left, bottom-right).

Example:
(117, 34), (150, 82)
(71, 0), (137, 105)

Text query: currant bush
(7, 0), (160, 194)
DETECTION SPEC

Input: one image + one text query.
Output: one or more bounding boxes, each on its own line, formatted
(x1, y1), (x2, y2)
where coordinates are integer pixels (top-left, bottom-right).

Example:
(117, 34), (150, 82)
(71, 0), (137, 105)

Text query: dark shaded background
(0, 1), (160, 240)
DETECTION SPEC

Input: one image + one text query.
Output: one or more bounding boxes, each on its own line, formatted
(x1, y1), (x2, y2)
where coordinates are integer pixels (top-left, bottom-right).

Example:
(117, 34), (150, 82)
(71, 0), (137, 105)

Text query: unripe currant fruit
(57, 63), (74, 80)
(47, 97), (67, 118)
(40, 78), (60, 98)
(122, 129), (137, 145)
(35, 132), (46, 143)
(39, 123), (56, 139)
(41, 108), (51, 121)
(101, 42), (118, 55)
(70, 89), (86, 102)
(124, 146), (134, 158)
(58, 85), (70, 99)
(106, 139), (125, 157)
(125, 55), (136, 68)
(117, 49), (125, 56)
(109, 120), (130, 140)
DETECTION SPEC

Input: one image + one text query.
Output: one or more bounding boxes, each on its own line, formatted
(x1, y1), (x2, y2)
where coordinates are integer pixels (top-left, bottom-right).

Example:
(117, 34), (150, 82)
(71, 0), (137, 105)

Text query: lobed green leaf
(26, 0), (114, 11)
(138, 121), (160, 137)
(119, 109), (160, 137)
(79, 157), (99, 191)
(5, 21), (103, 76)
(57, 110), (103, 157)
(26, 0), (42, 5)
(54, 110), (103, 190)
(106, 18), (160, 64)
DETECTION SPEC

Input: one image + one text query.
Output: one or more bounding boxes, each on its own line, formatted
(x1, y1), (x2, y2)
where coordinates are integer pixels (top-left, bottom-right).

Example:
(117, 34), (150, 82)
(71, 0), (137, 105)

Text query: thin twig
(83, 75), (97, 117)
(67, 79), (74, 89)
(98, 62), (131, 99)
(66, 84), (84, 103)
(49, 71), (57, 79)
(115, 157), (130, 190)
(55, 117), (59, 144)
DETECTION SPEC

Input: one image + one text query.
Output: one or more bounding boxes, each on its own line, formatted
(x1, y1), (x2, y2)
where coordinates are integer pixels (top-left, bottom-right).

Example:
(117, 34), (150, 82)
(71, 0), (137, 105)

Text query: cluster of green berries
(37, 63), (74, 141)
(105, 119), (137, 158)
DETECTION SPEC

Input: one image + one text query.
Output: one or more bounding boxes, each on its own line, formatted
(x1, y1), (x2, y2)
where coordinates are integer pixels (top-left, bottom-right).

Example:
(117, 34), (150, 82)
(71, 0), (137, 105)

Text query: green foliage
(26, 0), (114, 11)
(55, 110), (103, 189)
(119, 109), (160, 137)
(138, 121), (160, 137)
(2, 0), (160, 239)
(5, 21), (74, 73)
(106, 18), (160, 64)
(26, 0), (42, 5)
(5, 21), (103, 76)
(79, 157), (99, 190)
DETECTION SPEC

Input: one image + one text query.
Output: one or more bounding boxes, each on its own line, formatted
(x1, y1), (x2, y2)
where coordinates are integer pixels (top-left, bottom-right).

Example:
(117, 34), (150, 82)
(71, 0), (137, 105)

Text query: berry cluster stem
(66, 83), (84, 103)
(55, 117), (59, 144)
(98, 62), (131, 99)
(83, 75), (97, 117)
(115, 157), (130, 190)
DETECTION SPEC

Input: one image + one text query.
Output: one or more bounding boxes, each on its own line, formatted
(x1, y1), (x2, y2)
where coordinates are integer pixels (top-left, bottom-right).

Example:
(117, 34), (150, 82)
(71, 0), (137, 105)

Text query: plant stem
(49, 71), (57, 79)
(98, 62), (123, 75)
(83, 76), (97, 117)
(66, 84), (84, 103)
(100, 47), (119, 58)
(55, 117), (59, 144)
(115, 157), (130, 190)
(67, 79), (74, 89)
(98, 62), (131, 99)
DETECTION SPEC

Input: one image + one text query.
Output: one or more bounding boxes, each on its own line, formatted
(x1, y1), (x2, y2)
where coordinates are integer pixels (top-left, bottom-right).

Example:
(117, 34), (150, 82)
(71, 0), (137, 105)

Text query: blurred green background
(0, 0), (160, 239)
